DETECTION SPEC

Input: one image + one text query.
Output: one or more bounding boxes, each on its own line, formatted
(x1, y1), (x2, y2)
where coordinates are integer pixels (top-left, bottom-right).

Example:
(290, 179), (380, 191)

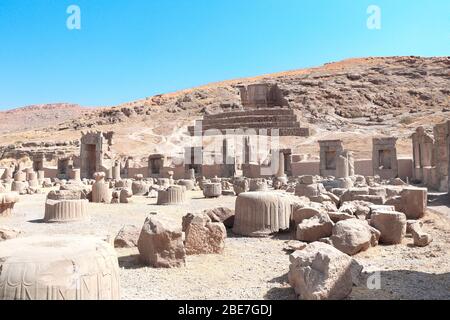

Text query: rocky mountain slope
(0, 103), (87, 134)
(0, 56), (448, 163)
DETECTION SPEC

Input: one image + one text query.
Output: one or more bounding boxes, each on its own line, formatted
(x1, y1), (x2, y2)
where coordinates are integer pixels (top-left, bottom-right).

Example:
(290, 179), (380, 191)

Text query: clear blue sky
(0, 0), (448, 110)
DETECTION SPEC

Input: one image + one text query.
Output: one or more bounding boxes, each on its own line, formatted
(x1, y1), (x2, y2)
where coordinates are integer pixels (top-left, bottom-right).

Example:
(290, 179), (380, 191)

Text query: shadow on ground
(351, 270), (450, 300)
(264, 273), (296, 300)
(118, 254), (145, 270)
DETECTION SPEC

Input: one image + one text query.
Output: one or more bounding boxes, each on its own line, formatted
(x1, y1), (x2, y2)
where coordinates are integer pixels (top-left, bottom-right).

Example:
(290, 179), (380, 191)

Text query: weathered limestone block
(330, 219), (380, 255)
(233, 178), (249, 195)
(284, 240), (308, 252)
(299, 175), (315, 185)
(114, 225), (141, 248)
(203, 207), (235, 228)
(119, 188), (133, 203)
(0, 227), (23, 241)
(295, 183), (326, 198)
(292, 207), (321, 226)
(0, 192), (19, 216)
(92, 172), (112, 203)
(137, 217), (186, 268)
(352, 194), (384, 205)
(249, 178), (268, 191)
(370, 211), (406, 244)
(338, 201), (372, 220)
(406, 219), (421, 233)
(183, 213), (227, 255)
(340, 188), (369, 203)
(59, 183), (91, 200)
(203, 182), (222, 198)
(399, 187), (427, 219)
(44, 199), (89, 223)
(288, 242), (355, 300)
(115, 179), (132, 188)
(157, 186), (187, 205)
(0, 235), (120, 300)
(327, 211), (355, 223)
(296, 213), (334, 242)
(233, 192), (292, 237)
(178, 179), (196, 191)
(369, 204), (395, 216)
(132, 175), (151, 196)
(409, 222), (433, 247)
(47, 189), (84, 200)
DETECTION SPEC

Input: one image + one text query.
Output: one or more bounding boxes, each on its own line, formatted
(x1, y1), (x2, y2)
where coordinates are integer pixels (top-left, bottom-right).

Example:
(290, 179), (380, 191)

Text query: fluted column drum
(233, 192), (292, 237)
(177, 179), (195, 191)
(157, 186), (187, 205)
(0, 235), (120, 300)
(203, 183), (222, 198)
(44, 199), (89, 223)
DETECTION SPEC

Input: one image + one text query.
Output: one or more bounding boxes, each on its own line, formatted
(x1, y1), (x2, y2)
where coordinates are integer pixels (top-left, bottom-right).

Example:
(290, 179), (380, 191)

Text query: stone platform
(188, 108), (309, 137)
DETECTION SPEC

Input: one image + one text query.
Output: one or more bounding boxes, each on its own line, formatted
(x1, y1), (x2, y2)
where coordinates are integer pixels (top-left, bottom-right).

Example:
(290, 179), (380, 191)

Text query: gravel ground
(1, 189), (449, 300)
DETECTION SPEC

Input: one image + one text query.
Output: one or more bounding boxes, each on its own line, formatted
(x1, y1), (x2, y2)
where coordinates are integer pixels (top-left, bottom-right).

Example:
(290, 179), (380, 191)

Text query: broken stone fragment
(284, 240), (308, 252)
(202, 207), (235, 228)
(183, 213), (227, 255)
(0, 227), (23, 241)
(288, 242), (356, 300)
(330, 219), (380, 255)
(409, 222), (433, 247)
(369, 210), (406, 245)
(137, 217), (186, 268)
(114, 225), (141, 248)
(296, 213), (334, 242)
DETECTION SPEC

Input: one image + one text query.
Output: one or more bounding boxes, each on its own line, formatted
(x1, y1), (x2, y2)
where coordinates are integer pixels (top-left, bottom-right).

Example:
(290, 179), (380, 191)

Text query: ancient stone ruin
(188, 83), (310, 137)
(80, 131), (115, 179)
(0, 92), (449, 301)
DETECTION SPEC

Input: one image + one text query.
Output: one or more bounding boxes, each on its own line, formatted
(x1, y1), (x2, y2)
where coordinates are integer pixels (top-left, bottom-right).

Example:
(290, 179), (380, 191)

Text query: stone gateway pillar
(80, 131), (115, 179)
(372, 137), (398, 179)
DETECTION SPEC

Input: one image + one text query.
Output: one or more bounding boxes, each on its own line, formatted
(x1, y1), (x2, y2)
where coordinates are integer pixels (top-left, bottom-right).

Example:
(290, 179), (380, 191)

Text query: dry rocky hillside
(0, 56), (449, 163)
